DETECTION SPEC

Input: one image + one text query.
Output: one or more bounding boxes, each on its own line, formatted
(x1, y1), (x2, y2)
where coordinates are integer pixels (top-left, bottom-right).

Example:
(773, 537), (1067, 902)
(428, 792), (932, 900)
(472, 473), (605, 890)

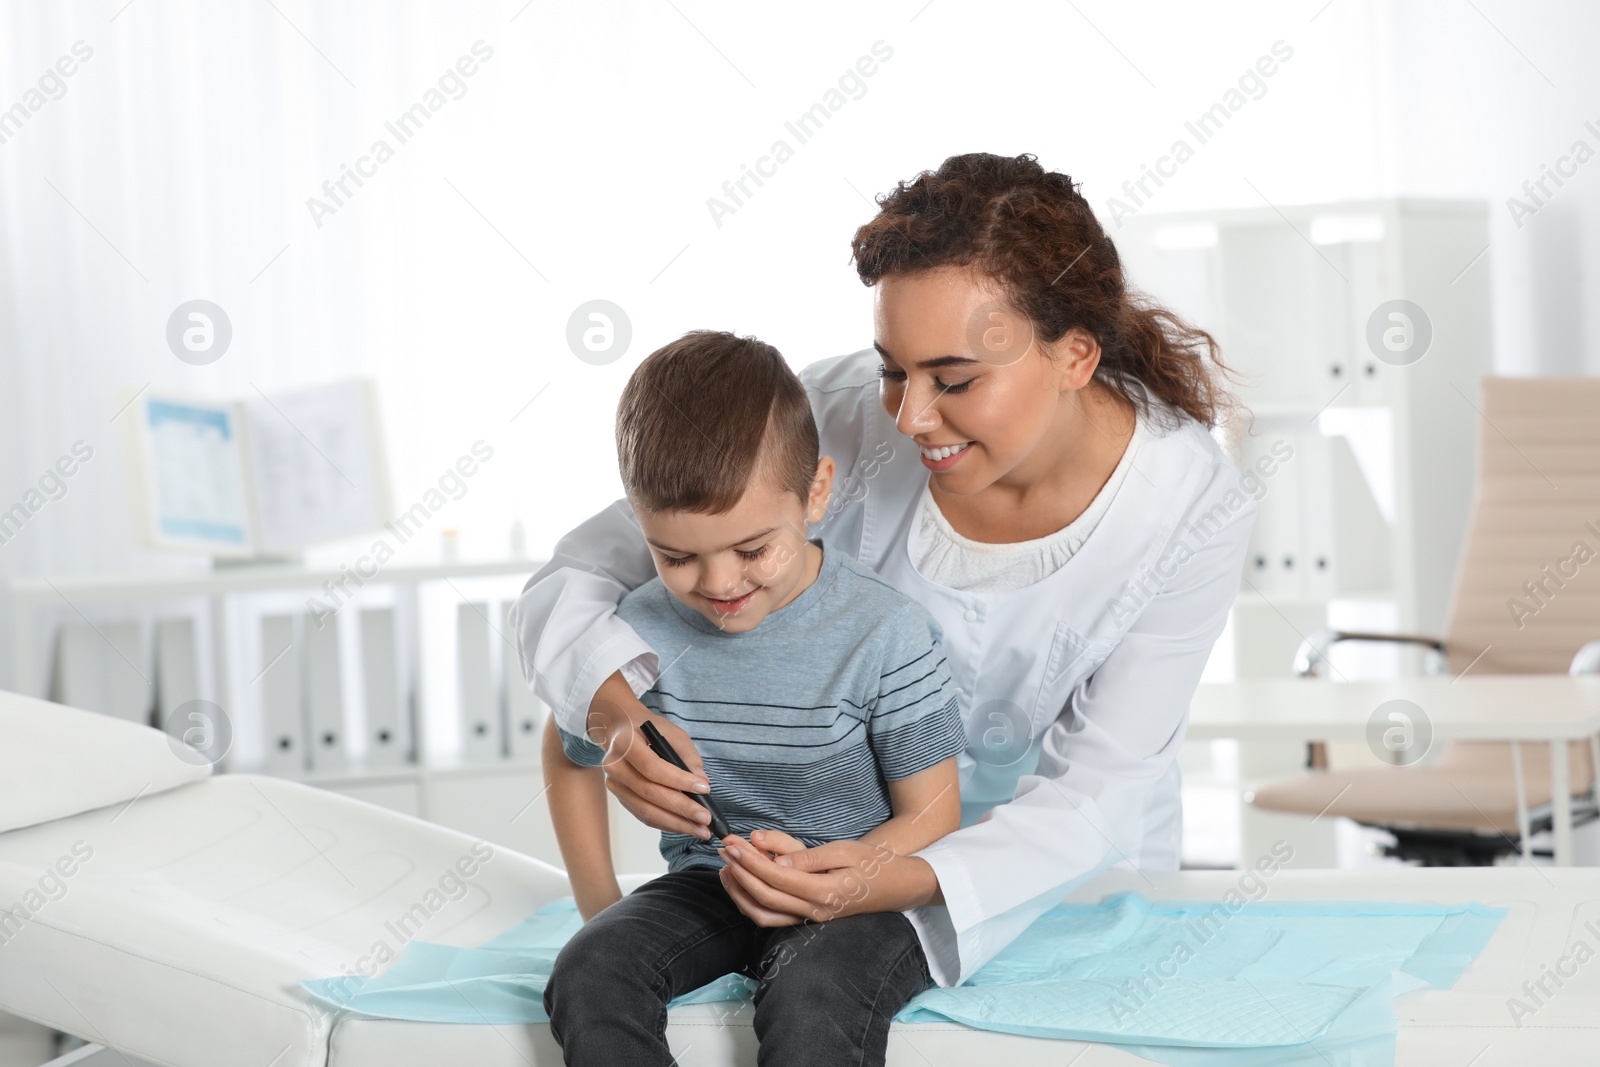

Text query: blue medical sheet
(302, 891), (1503, 1066)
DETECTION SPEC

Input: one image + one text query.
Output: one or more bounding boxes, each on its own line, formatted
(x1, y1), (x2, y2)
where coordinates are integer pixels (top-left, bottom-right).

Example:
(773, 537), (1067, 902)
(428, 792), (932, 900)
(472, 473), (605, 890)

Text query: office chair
(1248, 376), (1600, 866)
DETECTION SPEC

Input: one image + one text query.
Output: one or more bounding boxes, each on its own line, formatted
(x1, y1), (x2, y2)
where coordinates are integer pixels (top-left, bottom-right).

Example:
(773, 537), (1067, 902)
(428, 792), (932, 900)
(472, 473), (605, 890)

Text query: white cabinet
(10, 559), (674, 880)
(1118, 199), (1490, 643)
(1122, 201), (1492, 868)
(1236, 424), (1390, 603)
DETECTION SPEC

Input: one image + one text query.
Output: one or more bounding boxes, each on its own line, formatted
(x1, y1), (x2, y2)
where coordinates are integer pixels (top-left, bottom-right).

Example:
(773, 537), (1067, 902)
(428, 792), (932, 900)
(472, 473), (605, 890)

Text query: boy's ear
(805, 455), (836, 524)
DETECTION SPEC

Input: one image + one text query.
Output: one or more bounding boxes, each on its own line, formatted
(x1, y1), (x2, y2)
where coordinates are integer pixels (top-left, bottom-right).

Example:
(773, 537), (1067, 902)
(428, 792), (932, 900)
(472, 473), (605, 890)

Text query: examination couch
(3, 690), (1598, 1066)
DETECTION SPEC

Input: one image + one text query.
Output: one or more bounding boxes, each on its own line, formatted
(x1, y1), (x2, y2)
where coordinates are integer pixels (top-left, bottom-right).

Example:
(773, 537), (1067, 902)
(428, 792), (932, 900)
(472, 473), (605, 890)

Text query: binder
(1249, 426), (1309, 603)
(1345, 240), (1389, 405)
(154, 617), (201, 725)
(52, 622), (150, 725)
(1271, 429), (1308, 601)
(51, 623), (101, 714)
(502, 601), (547, 760)
(360, 607), (412, 768)
(1237, 429), (1299, 600)
(154, 617), (218, 765)
(457, 601), (503, 762)
(1299, 433), (1337, 602)
(259, 614), (306, 774)
(304, 609), (347, 771)
(1312, 240), (1355, 399)
(1301, 434), (1391, 599)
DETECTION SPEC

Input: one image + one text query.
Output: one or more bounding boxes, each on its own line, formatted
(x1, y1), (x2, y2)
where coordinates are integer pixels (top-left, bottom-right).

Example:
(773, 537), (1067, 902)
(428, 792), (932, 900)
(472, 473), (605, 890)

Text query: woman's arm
(508, 498), (661, 738)
(508, 500), (716, 838)
(541, 715), (622, 920)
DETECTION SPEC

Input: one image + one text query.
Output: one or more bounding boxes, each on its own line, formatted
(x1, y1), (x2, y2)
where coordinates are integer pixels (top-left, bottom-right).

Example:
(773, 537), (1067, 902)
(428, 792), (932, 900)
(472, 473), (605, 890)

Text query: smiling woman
(513, 151), (1257, 997)
(853, 154), (1234, 548)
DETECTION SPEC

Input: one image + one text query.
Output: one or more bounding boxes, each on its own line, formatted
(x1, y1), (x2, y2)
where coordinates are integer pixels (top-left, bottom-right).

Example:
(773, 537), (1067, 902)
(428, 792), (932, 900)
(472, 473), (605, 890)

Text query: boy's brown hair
(616, 330), (819, 515)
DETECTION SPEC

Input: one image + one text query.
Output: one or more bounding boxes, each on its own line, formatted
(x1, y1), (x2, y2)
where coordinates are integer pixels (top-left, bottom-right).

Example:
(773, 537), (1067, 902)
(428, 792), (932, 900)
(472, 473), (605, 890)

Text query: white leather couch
(4, 690), (1598, 1066)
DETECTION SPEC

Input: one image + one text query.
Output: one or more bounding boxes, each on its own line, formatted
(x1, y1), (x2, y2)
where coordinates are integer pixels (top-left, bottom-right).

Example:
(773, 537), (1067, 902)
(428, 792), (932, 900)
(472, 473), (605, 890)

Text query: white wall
(0, 0), (1592, 689)
(1382, 0), (1600, 376)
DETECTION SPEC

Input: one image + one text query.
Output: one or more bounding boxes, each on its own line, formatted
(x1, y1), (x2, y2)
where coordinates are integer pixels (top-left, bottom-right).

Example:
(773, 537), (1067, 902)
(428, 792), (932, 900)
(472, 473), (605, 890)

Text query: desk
(6, 558), (542, 700)
(1188, 676), (1600, 864)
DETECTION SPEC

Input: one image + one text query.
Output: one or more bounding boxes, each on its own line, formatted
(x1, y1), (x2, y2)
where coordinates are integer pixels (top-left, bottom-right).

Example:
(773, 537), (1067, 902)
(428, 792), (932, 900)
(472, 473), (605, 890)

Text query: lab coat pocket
(1032, 623), (1112, 726)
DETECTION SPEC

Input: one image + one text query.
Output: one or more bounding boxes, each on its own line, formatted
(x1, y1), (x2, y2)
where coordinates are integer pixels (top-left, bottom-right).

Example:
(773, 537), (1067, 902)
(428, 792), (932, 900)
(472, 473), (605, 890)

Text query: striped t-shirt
(557, 538), (968, 873)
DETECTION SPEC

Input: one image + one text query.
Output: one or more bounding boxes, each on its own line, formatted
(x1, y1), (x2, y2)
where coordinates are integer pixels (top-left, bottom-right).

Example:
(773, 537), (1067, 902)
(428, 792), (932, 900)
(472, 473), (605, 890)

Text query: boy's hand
(589, 671), (716, 839)
(724, 829), (808, 866)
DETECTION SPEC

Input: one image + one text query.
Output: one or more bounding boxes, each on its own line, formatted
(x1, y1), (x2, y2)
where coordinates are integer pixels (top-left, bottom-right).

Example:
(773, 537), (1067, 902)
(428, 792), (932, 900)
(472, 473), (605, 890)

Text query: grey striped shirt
(557, 538), (967, 872)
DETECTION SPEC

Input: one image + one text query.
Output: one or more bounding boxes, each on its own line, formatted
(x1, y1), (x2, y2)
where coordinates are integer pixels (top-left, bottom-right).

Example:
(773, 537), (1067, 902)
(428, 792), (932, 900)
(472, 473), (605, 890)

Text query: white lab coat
(510, 348), (1257, 987)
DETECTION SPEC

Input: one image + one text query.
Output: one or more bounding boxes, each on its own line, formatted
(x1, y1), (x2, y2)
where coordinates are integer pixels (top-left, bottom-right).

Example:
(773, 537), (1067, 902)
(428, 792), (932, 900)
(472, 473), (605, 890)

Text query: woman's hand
(714, 828), (812, 924)
(715, 832), (941, 927)
(588, 671), (717, 841)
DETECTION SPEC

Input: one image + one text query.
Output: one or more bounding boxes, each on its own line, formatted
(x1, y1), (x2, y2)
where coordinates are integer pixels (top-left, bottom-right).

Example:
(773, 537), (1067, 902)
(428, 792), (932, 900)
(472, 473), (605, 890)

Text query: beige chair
(1249, 376), (1600, 865)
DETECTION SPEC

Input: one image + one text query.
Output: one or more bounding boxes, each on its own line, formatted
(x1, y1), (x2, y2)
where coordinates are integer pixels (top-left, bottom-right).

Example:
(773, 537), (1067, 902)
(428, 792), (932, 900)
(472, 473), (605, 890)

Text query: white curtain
(2, 0), (1595, 692)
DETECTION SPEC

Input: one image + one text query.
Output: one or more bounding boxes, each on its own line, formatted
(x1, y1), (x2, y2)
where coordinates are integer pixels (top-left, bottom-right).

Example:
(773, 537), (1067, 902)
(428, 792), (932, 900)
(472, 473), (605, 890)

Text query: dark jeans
(544, 866), (933, 1066)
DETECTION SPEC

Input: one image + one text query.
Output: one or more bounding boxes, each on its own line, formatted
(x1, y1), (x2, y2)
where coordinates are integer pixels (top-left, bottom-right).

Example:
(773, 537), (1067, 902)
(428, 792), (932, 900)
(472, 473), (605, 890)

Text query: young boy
(540, 329), (967, 1067)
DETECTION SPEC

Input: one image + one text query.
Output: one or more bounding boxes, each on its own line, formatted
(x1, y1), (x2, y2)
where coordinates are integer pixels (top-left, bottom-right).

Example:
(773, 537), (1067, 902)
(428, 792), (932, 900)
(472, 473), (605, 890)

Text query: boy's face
(636, 457), (835, 633)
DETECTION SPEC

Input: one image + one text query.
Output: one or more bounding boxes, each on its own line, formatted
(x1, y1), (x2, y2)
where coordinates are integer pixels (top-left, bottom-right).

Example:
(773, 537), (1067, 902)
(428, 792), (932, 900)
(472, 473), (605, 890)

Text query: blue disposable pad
(302, 891), (1503, 1066)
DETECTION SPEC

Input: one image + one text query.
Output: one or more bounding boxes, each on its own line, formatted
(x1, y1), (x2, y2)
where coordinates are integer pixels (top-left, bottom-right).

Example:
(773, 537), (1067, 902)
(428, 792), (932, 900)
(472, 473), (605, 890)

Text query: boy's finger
(724, 834), (803, 871)
(750, 828), (806, 854)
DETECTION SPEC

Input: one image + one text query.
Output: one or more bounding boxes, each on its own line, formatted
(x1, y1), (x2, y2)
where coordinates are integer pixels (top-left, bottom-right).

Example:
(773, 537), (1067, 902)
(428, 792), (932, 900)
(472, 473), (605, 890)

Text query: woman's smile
(918, 440), (974, 471)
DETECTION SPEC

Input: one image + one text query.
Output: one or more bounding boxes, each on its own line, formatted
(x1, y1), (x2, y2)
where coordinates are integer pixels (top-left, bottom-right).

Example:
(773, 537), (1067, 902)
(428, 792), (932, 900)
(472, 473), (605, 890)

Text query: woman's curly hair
(851, 152), (1237, 430)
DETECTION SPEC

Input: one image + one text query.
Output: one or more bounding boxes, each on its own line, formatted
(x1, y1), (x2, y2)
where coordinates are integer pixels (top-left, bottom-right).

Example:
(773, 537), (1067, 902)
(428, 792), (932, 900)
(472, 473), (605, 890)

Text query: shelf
(8, 557), (546, 602)
(1240, 403), (1391, 421)
(1235, 590), (1395, 609)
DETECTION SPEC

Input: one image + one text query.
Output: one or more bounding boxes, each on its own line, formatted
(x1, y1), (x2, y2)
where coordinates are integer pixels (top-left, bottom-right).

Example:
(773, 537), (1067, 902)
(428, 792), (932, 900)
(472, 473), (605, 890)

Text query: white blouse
(909, 413), (1150, 592)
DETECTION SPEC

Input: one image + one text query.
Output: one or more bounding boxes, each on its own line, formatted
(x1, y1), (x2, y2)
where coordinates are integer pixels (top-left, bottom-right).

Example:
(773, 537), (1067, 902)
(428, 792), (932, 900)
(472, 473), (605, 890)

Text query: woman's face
(873, 266), (1100, 495)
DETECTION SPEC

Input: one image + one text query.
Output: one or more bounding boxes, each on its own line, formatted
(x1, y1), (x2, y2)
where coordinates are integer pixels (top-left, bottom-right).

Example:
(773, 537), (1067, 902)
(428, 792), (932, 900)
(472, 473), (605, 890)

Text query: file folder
(154, 618), (201, 725)
(259, 614), (306, 775)
(502, 601), (547, 760)
(457, 601), (503, 762)
(304, 610), (346, 772)
(360, 607), (412, 768)
(51, 622), (151, 725)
